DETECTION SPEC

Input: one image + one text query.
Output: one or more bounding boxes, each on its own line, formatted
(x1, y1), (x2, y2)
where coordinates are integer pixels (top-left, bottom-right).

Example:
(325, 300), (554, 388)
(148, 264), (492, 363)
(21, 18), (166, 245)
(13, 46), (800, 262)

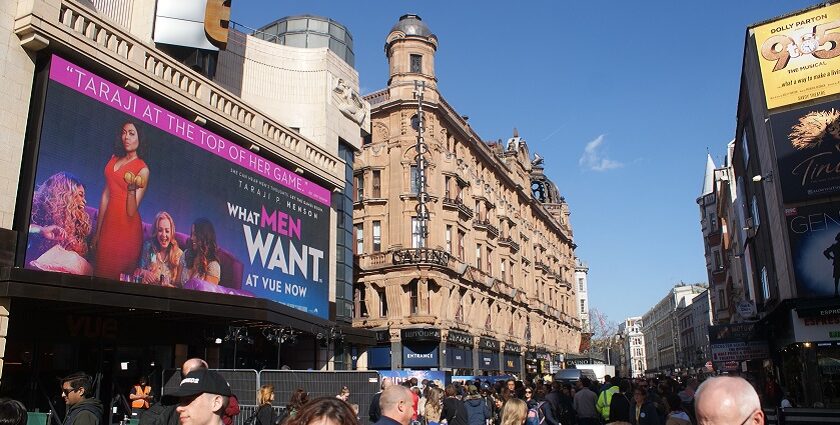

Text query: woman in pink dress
(93, 122), (150, 280)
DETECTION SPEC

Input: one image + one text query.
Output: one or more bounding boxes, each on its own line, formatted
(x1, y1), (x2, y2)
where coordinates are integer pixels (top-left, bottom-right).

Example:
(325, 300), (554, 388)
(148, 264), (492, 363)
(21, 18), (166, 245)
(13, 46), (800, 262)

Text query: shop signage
(736, 300), (757, 319)
(445, 346), (473, 369)
(24, 55), (331, 318)
(504, 353), (521, 372)
(708, 323), (765, 343)
(753, 2), (840, 109)
(564, 357), (604, 365)
(771, 102), (840, 202)
(798, 306), (840, 318)
(504, 342), (521, 353)
(375, 330), (390, 344)
(447, 331), (474, 347)
(792, 310), (840, 342)
(479, 337), (500, 351)
(785, 202), (840, 296)
(710, 341), (770, 362)
(402, 343), (439, 368)
(402, 328), (441, 342)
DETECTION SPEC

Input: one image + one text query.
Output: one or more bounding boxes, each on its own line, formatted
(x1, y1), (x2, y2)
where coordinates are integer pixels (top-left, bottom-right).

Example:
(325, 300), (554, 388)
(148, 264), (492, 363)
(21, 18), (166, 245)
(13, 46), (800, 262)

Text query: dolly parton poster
(23, 55), (331, 319)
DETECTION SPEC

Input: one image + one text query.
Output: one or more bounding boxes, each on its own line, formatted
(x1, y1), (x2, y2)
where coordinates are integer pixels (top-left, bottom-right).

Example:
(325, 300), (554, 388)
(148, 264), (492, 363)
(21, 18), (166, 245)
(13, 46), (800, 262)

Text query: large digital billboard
(786, 201), (840, 298)
(23, 55), (331, 319)
(753, 3), (840, 109)
(770, 98), (840, 202)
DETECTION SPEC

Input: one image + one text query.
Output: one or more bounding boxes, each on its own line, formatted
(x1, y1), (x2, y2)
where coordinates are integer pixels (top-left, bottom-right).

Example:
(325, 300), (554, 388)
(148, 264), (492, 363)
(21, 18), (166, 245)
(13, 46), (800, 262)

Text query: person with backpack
(527, 386), (558, 425)
(463, 386), (490, 425)
(441, 385), (467, 425)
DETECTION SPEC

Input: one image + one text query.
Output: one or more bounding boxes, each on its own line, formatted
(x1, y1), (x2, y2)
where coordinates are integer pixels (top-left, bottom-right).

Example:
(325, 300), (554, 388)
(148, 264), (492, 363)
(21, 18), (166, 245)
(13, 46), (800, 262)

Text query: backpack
(525, 402), (545, 425)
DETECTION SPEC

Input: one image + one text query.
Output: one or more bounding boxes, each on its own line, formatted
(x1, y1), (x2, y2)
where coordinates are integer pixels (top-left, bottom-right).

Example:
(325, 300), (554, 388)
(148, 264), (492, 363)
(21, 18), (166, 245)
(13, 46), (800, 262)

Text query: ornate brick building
(355, 15), (581, 375)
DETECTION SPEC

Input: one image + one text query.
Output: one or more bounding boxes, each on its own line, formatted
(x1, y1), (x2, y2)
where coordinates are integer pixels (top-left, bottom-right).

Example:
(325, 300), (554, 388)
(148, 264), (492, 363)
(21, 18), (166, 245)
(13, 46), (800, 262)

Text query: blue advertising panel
(402, 343), (439, 368)
(368, 347), (391, 370)
(23, 55), (330, 319)
(477, 350), (499, 371)
(503, 353), (521, 372)
(446, 346), (473, 369)
(786, 202), (840, 297)
(378, 370), (449, 387)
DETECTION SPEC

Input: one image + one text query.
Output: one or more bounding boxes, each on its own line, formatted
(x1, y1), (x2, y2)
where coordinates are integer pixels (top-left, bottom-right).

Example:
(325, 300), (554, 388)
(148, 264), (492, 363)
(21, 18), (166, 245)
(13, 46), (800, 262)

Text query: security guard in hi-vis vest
(130, 376), (154, 419)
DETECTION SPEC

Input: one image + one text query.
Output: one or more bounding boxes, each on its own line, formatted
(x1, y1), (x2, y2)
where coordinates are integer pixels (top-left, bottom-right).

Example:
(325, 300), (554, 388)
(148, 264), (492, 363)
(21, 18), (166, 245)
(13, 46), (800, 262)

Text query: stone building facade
(355, 15), (580, 375)
(642, 284), (707, 373)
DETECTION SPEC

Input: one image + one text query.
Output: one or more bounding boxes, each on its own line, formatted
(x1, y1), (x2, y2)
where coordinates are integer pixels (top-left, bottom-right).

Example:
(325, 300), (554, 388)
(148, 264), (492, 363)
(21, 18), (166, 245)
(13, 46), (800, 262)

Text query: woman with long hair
(285, 397), (358, 425)
(500, 398), (527, 425)
(137, 211), (183, 286)
(30, 172), (92, 257)
(424, 386), (444, 425)
(256, 384), (278, 425)
(180, 218), (221, 285)
(93, 122), (149, 279)
(281, 388), (309, 423)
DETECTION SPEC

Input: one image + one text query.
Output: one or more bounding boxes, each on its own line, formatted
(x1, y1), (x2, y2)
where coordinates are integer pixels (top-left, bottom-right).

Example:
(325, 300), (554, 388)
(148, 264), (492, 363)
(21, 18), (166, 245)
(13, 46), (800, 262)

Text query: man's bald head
(381, 377), (394, 390)
(379, 385), (414, 425)
(696, 377), (764, 425)
(182, 358), (209, 377)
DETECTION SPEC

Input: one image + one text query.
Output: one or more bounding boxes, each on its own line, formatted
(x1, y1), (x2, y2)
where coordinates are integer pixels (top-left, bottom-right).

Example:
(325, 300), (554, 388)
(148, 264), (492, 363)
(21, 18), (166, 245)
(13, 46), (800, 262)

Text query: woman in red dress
(93, 122), (150, 279)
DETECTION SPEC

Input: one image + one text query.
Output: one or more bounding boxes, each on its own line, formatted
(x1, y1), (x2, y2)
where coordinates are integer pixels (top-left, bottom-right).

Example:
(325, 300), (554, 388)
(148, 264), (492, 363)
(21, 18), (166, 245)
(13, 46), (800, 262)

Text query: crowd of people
(367, 374), (766, 425)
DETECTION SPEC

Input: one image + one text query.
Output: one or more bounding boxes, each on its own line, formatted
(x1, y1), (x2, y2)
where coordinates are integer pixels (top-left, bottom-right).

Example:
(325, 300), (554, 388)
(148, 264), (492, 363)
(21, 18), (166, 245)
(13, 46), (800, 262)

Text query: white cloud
(579, 134), (623, 171)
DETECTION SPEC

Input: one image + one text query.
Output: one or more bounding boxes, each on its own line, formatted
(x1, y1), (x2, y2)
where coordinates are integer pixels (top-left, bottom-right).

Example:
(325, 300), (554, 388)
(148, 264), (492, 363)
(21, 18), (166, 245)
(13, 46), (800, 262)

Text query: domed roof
(390, 14), (434, 37)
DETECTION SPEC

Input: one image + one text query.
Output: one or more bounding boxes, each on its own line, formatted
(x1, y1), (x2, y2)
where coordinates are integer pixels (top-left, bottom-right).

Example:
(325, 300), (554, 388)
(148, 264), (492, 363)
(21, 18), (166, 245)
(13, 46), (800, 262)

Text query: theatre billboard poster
(786, 201), (840, 298)
(771, 98), (840, 202)
(22, 55), (331, 319)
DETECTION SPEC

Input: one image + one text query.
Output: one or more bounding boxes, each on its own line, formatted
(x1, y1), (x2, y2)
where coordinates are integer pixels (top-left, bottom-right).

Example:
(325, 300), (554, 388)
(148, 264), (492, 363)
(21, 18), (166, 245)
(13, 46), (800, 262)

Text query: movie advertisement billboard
(770, 99), (840, 202)
(786, 202), (840, 298)
(23, 55), (331, 319)
(753, 3), (840, 109)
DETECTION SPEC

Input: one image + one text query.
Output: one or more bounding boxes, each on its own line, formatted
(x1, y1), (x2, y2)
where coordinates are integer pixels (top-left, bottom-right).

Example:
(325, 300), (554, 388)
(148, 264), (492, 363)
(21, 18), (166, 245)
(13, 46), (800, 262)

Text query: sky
(231, 1), (818, 324)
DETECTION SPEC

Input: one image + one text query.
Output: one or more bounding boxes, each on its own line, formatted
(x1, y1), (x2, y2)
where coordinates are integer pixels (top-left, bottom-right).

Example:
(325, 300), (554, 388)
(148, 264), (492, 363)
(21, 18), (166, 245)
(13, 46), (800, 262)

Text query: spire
(513, 127), (519, 138)
(701, 153), (716, 196)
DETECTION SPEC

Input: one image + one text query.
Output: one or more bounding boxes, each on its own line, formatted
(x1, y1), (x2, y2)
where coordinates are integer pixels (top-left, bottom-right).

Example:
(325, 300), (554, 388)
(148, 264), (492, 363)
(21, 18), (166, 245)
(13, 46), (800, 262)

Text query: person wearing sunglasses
(61, 372), (103, 425)
(695, 377), (764, 425)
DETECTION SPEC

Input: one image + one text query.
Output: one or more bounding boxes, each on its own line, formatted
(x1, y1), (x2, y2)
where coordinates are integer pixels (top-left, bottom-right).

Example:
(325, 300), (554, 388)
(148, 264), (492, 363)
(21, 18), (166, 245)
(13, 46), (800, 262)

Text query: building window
(444, 176), (451, 199)
(578, 278), (585, 291)
(372, 221), (381, 252)
(501, 261), (506, 283)
(372, 170), (381, 198)
(445, 225), (453, 253)
(710, 212), (717, 231)
(355, 224), (363, 254)
(355, 285), (368, 318)
(751, 196), (761, 228)
(761, 266), (770, 301)
(713, 250), (722, 270)
(354, 174), (364, 201)
(741, 127), (750, 167)
(487, 247), (493, 275)
(718, 289), (726, 309)
(476, 244), (483, 270)
(410, 54), (422, 73)
(411, 217), (424, 248)
(408, 280), (419, 315)
(475, 200), (482, 221)
(580, 299), (586, 314)
(378, 288), (388, 317)
(410, 165), (420, 194)
(458, 230), (465, 259)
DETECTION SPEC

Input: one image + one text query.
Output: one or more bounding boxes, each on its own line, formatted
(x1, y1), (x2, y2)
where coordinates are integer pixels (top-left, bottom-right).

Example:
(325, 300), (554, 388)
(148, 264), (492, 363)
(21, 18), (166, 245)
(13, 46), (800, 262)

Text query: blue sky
(232, 1), (818, 324)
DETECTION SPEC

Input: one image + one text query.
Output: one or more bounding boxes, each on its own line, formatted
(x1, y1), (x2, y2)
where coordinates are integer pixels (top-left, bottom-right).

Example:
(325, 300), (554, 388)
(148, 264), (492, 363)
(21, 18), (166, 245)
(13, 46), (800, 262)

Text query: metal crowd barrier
(764, 407), (840, 424)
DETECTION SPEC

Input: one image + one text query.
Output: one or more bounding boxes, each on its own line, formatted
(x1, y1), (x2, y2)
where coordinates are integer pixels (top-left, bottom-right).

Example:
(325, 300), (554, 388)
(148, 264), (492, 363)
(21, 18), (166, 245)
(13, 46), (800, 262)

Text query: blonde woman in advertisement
(136, 211), (183, 286)
(93, 121), (150, 280)
(28, 172), (93, 275)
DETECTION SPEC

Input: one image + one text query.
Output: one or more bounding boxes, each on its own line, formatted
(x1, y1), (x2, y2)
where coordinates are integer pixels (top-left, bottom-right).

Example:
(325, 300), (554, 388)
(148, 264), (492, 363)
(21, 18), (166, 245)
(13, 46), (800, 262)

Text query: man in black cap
(171, 369), (232, 425)
(140, 358), (209, 425)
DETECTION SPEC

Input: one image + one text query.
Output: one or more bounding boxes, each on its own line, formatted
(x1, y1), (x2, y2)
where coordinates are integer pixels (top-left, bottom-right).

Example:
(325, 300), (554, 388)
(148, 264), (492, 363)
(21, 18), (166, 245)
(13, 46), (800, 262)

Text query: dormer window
(410, 54), (422, 73)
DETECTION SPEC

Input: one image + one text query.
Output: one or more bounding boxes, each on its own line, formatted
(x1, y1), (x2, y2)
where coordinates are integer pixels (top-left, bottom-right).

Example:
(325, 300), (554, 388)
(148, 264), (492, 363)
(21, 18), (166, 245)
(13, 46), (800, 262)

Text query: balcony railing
(498, 236), (520, 252)
(535, 261), (550, 273)
(443, 197), (474, 220)
(472, 219), (499, 238)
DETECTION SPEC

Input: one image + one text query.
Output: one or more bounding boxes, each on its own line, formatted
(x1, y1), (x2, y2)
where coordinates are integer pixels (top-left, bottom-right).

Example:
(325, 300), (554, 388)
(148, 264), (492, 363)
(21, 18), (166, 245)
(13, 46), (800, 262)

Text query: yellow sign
(754, 3), (840, 109)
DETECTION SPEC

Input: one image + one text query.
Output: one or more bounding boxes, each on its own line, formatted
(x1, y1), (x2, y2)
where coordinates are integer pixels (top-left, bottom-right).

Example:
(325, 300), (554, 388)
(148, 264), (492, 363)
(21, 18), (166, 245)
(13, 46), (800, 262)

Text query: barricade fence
(764, 407), (840, 424)
(159, 370), (379, 425)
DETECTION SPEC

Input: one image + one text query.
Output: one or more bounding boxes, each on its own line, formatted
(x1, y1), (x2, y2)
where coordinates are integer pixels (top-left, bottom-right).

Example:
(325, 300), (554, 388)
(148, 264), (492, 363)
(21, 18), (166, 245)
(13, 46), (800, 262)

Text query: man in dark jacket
(374, 386), (415, 425)
(61, 372), (103, 425)
(369, 378), (393, 423)
(463, 386), (490, 425)
(609, 379), (632, 423)
(543, 382), (562, 421)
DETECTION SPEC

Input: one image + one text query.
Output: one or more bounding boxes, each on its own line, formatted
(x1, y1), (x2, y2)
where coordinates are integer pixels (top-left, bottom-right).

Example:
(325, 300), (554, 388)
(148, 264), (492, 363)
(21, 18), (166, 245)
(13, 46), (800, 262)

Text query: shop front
(778, 306), (840, 408)
(445, 330), (474, 375)
(503, 341), (522, 376)
(526, 349), (552, 377)
(401, 328), (441, 370)
(366, 331), (392, 370)
(477, 337), (500, 375)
